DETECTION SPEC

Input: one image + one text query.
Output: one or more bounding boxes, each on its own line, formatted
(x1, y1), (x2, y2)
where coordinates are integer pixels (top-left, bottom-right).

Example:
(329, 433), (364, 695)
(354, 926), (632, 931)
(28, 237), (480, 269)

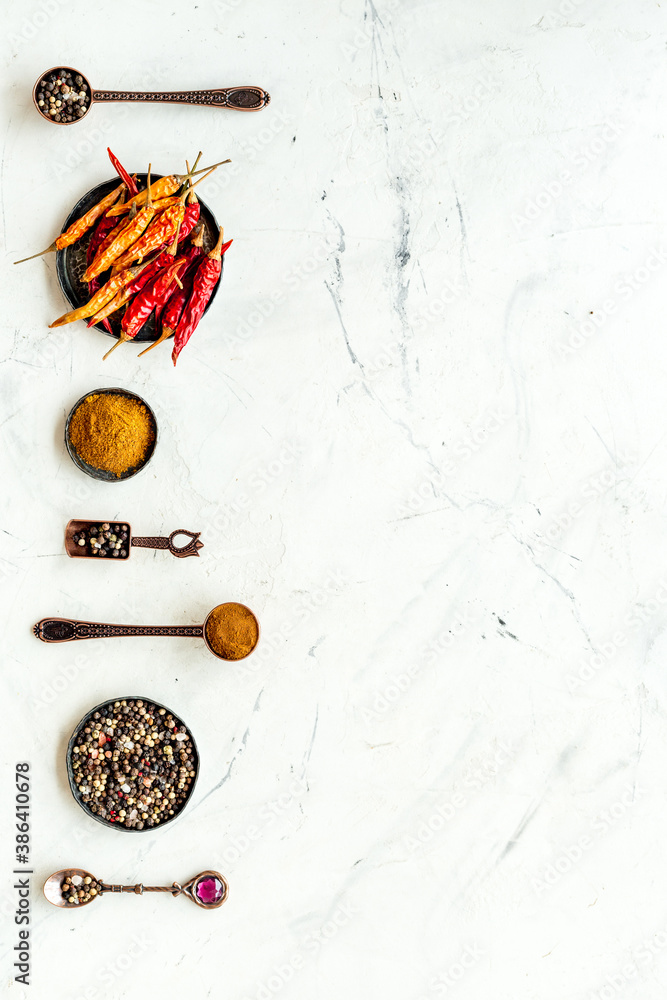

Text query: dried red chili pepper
(107, 148), (139, 197)
(86, 215), (119, 334)
(14, 183), (124, 264)
(103, 255), (186, 359)
(137, 226), (206, 357)
(172, 228), (232, 366)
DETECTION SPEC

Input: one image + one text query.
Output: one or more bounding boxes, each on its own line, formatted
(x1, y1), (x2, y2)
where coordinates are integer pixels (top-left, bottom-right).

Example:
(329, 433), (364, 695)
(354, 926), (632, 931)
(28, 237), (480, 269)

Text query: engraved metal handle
(92, 86), (270, 111)
(131, 529), (203, 558)
(101, 882), (182, 896)
(33, 618), (204, 643)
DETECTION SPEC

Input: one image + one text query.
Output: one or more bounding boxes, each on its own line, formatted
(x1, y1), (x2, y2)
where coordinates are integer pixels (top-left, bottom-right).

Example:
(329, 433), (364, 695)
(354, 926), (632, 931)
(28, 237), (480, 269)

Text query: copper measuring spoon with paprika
(33, 66), (270, 125)
(33, 602), (260, 661)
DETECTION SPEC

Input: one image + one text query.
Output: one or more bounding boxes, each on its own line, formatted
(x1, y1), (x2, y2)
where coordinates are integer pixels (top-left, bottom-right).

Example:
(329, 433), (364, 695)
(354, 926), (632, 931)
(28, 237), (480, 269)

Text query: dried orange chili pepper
(48, 260), (152, 328)
(83, 165), (157, 281)
(14, 183), (124, 264)
(105, 158), (230, 217)
(111, 164), (217, 269)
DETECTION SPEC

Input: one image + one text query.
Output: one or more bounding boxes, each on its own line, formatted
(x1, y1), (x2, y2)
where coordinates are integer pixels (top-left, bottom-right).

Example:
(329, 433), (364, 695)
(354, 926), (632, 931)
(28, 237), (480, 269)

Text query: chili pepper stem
(182, 158), (231, 181)
(136, 327), (173, 357)
(14, 242), (57, 264)
(102, 334), (130, 361)
(209, 227), (226, 260)
(145, 164), (153, 211)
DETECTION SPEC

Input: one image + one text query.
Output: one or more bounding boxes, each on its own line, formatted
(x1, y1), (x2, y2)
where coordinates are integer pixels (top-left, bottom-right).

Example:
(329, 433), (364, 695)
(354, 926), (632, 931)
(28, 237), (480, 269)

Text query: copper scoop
(33, 65), (270, 125)
(44, 868), (228, 909)
(65, 519), (203, 560)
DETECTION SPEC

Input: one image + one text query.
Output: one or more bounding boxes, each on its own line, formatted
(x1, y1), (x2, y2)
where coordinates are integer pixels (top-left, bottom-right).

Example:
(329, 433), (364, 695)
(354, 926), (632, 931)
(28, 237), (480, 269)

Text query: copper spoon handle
(131, 529), (203, 558)
(100, 882), (182, 896)
(33, 618), (203, 642)
(92, 86), (270, 111)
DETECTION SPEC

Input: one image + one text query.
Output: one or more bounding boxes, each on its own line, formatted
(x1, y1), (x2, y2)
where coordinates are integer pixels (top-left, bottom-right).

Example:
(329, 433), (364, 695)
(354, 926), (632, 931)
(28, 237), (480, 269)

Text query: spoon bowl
(44, 869), (99, 908)
(33, 66), (270, 125)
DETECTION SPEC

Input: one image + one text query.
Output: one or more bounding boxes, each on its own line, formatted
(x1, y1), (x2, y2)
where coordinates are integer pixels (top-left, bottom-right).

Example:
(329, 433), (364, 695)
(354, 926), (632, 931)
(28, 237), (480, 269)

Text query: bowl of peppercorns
(66, 697), (199, 832)
(33, 67), (91, 124)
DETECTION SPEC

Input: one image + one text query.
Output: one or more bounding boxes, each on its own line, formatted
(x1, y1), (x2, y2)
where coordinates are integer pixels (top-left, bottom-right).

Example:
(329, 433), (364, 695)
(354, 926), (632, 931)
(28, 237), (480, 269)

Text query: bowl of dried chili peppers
(16, 148), (233, 365)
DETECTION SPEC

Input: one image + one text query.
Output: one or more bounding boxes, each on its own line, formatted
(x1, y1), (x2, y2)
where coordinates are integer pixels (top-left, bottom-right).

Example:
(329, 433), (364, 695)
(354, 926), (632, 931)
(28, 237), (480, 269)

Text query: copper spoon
(33, 66), (270, 125)
(65, 519), (203, 560)
(33, 602), (260, 661)
(44, 868), (228, 909)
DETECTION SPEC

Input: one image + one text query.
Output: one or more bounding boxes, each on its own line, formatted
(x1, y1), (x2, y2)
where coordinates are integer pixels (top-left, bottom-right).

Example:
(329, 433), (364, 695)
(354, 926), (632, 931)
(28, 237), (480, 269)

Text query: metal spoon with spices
(44, 868), (228, 909)
(34, 602), (260, 661)
(65, 520), (203, 560)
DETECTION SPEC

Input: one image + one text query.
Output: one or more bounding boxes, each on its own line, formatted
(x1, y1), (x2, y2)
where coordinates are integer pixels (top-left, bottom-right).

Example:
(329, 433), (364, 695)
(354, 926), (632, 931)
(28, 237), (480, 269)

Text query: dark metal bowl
(55, 172), (222, 339)
(65, 386), (158, 482)
(66, 696), (200, 834)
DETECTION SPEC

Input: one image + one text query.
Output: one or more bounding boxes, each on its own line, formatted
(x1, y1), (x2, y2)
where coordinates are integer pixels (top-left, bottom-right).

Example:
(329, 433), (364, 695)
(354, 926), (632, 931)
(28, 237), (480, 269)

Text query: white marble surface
(2, 0), (667, 996)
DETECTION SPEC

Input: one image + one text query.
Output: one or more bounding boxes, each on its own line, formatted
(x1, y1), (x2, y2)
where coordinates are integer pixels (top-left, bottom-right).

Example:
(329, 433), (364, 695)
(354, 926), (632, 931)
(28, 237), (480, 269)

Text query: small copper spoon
(65, 519), (203, 560)
(44, 868), (228, 909)
(33, 602), (260, 661)
(33, 66), (270, 125)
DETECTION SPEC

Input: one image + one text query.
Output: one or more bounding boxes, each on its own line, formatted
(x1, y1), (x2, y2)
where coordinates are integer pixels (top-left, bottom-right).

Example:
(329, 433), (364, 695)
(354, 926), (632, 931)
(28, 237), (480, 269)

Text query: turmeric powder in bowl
(66, 388), (157, 481)
(204, 603), (260, 661)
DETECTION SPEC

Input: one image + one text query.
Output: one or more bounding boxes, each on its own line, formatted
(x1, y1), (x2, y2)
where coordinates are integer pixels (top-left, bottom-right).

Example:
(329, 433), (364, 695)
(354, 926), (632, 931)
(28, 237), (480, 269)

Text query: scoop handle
(33, 618), (204, 642)
(92, 86), (270, 111)
(131, 529), (203, 558)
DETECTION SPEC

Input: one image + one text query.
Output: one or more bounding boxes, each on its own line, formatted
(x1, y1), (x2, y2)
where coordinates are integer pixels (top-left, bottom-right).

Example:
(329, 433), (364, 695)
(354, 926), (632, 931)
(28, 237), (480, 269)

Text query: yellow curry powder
(205, 603), (259, 660)
(69, 392), (155, 477)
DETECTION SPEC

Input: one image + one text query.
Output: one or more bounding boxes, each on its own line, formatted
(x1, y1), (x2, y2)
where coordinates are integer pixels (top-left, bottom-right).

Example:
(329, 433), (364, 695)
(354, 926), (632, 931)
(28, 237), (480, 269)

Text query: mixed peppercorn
(15, 148), (232, 365)
(70, 699), (197, 830)
(60, 873), (102, 906)
(35, 70), (90, 123)
(71, 521), (130, 558)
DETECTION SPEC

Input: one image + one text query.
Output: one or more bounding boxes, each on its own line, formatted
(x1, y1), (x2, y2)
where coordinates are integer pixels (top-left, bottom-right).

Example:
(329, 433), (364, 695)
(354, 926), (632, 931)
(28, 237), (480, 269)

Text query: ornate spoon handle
(99, 871), (227, 907)
(100, 882), (182, 895)
(92, 86), (270, 111)
(33, 618), (204, 642)
(131, 529), (203, 558)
